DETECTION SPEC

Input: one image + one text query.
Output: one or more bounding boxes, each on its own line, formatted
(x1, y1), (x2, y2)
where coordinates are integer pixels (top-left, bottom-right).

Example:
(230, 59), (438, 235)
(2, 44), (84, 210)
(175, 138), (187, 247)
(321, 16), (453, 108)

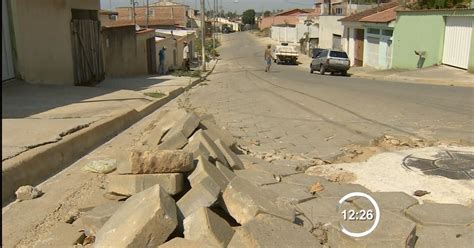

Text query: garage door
(2, 0), (14, 81)
(442, 17), (472, 69)
(366, 36), (379, 68)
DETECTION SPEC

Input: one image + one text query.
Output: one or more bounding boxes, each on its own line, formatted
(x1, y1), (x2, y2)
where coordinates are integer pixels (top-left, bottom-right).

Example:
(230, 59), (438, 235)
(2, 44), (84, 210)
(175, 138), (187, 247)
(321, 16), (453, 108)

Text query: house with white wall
(339, 2), (398, 69)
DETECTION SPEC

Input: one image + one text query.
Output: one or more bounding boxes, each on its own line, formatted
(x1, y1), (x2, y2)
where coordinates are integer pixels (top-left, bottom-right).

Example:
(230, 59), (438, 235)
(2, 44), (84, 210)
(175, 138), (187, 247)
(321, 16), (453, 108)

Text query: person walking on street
(182, 41), (190, 71)
(158, 46), (166, 75)
(264, 44), (275, 72)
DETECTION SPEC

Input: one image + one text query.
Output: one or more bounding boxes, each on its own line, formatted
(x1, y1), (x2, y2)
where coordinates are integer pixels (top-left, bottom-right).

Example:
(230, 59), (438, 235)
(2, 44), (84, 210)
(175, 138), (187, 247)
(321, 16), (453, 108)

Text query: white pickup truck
(273, 43), (298, 65)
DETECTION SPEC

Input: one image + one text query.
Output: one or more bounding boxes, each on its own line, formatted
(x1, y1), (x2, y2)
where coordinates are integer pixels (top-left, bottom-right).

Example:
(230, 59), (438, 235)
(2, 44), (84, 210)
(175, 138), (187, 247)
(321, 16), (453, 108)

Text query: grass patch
(172, 70), (202, 78)
(144, 91), (166, 98)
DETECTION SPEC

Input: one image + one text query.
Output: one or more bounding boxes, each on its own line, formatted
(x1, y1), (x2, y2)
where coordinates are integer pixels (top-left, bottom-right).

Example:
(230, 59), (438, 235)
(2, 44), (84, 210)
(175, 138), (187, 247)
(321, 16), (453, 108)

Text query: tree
(263, 10), (272, 17)
(242, 9), (256, 25)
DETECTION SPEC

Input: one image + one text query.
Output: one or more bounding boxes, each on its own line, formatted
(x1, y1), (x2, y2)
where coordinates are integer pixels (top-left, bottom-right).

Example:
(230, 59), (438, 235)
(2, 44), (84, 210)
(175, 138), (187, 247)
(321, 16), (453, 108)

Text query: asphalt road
(187, 32), (474, 159)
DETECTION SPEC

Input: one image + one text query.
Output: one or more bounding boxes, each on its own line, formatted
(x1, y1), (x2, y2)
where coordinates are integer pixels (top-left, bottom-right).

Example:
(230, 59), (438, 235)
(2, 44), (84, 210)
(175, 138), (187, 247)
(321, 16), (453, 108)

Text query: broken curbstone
(188, 129), (227, 165)
(188, 156), (229, 192)
(216, 161), (236, 182)
(199, 119), (236, 149)
(215, 139), (244, 170)
(172, 112), (201, 138)
(183, 207), (235, 247)
(158, 237), (221, 248)
(157, 131), (188, 150)
(33, 223), (85, 247)
(234, 169), (278, 186)
(222, 177), (295, 224)
(177, 177), (220, 219)
(95, 185), (177, 248)
(262, 183), (316, 205)
(77, 202), (123, 235)
(107, 173), (184, 196)
(405, 203), (474, 226)
(119, 150), (193, 174)
(183, 142), (211, 161)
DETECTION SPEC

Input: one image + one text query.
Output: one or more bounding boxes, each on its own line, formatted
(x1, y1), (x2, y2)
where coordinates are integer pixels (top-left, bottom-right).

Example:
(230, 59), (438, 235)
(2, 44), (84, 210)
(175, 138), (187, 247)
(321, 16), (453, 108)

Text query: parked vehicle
(311, 48), (325, 59)
(273, 43), (298, 65)
(310, 49), (350, 76)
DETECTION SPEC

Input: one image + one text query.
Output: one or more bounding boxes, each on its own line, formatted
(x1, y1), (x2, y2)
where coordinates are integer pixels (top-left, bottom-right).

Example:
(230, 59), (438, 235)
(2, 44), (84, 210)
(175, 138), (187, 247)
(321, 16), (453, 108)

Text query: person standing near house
(264, 44), (275, 72)
(182, 41), (190, 71)
(158, 46), (166, 75)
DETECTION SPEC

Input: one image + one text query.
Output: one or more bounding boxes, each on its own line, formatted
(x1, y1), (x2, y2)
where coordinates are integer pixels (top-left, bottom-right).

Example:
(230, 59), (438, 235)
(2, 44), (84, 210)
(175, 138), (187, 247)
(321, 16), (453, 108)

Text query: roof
(105, 18), (181, 27)
(339, 1), (399, 23)
(99, 10), (118, 15)
(274, 8), (312, 17)
(396, 7), (474, 12)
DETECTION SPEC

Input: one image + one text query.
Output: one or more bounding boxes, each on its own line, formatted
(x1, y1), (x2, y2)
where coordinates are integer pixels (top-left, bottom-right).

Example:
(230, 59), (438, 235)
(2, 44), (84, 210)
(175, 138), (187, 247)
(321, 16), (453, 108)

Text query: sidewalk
(1, 60), (217, 205)
(349, 65), (474, 87)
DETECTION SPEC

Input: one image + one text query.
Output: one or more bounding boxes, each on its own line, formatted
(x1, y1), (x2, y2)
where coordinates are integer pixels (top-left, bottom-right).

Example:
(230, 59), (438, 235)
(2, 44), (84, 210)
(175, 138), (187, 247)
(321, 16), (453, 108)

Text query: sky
(100, 0), (316, 13)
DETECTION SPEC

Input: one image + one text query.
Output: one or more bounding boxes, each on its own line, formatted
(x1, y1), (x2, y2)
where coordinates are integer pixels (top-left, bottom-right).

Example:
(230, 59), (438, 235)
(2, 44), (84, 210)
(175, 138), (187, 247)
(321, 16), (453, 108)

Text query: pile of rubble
(36, 109), (473, 248)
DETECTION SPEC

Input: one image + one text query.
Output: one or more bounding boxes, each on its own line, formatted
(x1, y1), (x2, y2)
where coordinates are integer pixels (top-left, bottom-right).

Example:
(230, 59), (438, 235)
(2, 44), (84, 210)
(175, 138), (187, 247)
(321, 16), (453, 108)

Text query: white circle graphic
(337, 192), (380, 238)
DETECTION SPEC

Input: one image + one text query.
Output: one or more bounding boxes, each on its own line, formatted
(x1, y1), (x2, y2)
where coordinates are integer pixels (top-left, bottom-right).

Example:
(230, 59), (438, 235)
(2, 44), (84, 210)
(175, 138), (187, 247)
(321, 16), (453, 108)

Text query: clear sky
(100, 0), (315, 13)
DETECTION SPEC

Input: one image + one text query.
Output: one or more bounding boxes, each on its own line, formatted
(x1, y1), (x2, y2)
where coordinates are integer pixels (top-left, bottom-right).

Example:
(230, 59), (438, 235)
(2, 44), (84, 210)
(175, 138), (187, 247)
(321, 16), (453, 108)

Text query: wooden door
(354, 29), (364, 66)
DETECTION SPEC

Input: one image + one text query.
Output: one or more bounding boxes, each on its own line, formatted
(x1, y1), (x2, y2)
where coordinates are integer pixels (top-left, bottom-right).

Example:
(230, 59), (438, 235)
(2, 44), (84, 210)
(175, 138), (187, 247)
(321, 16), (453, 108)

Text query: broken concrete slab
(188, 156), (229, 192)
(182, 142), (211, 161)
(296, 197), (346, 226)
(33, 223), (85, 247)
(188, 129), (227, 165)
(315, 182), (371, 198)
(227, 214), (321, 248)
(353, 192), (419, 213)
(234, 169), (278, 186)
(95, 185), (177, 247)
(77, 202), (123, 235)
(199, 119), (236, 149)
(177, 177), (220, 219)
(222, 177), (295, 224)
(119, 150), (193, 174)
(282, 173), (329, 188)
(216, 161), (236, 182)
(326, 210), (416, 248)
(214, 139), (244, 170)
(158, 237), (220, 248)
(183, 207), (235, 247)
(262, 183), (316, 204)
(157, 130), (188, 150)
(245, 162), (299, 177)
(405, 203), (474, 226)
(414, 225), (474, 248)
(107, 173), (184, 196)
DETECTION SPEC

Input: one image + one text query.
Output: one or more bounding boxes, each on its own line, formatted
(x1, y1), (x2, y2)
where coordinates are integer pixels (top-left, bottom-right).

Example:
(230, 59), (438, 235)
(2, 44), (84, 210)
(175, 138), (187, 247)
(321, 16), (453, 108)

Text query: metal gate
(332, 34), (342, 50)
(2, 0), (14, 81)
(71, 19), (105, 85)
(442, 17), (472, 69)
(366, 36), (380, 68)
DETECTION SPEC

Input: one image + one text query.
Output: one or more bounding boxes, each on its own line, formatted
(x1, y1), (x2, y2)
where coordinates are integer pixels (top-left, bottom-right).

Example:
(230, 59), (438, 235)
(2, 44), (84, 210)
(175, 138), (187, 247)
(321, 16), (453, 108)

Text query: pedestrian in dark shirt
(159, 46), (166, 75)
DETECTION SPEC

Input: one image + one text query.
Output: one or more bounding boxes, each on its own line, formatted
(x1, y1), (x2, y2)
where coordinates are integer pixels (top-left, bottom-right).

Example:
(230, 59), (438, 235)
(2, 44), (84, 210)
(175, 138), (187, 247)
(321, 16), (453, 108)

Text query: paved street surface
(186, 32), (474, 160)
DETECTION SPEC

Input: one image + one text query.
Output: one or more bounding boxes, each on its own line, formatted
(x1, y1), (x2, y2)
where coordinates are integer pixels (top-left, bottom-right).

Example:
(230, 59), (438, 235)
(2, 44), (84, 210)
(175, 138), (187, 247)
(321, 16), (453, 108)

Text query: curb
(351, 73), (473, 87)
(1, 60), (218, 206)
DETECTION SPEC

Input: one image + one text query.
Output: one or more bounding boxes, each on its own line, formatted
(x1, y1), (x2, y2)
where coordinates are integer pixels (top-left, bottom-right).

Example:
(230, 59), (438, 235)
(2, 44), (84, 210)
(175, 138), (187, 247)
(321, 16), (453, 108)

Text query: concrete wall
(469, 18), (474, 73)
(259, 15), (299, 30)
(318, 15), (346, 50)
(101, 26), (153, 77)
(116, 5), (188, 26)
(10, 0), (99, 85)
(392, 14), (445, 70)
(155, 33), (196, 72)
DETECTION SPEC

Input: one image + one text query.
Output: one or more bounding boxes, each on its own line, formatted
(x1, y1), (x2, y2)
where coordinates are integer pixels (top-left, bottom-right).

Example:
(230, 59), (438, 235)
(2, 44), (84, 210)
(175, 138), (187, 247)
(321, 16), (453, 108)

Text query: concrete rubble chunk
(33, 223), (85, 247)
(107, 173), (184, 196)
(353, 192), (419, 213)
(405, 203), (474, 226)
(140, 109), (187, 146)
(234, 169), (278, 186)
(222, 177), (295, 224)
(183, 207), (235, 247)
(95, 185), (177, 248)
(315, 182), (371, 198)
(414, 225), (474, 248)
(188, 129), (227, 165)
(177, 177), (220, 219)
(216, 161), (236, 181)
(188, 156), (229, 192)
(77, 202), (123, 235)
(243, 160), (299, 177)
(119, 150), (193, 174)
(183, 142), (211, 161)
(326, 210), (416, 248)
(262, 183), (316, 204)
(15, 185), (42, 201)
(282, 173), (329, 188)
(227, 214), (321, 248)
(214, 139), (244, 170)
(297, 197), (346, 226)
(158, 237), (221, 248)
(199, 119), (236, 149)
(157, 130), (188, 150)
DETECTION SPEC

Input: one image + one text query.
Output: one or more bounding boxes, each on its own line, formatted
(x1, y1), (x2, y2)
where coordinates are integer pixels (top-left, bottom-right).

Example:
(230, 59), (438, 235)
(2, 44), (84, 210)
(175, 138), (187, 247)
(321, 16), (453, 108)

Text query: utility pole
(146, 0), (149, 28)
(213, 0), (216, 49)
(200, 0), (206, 71)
